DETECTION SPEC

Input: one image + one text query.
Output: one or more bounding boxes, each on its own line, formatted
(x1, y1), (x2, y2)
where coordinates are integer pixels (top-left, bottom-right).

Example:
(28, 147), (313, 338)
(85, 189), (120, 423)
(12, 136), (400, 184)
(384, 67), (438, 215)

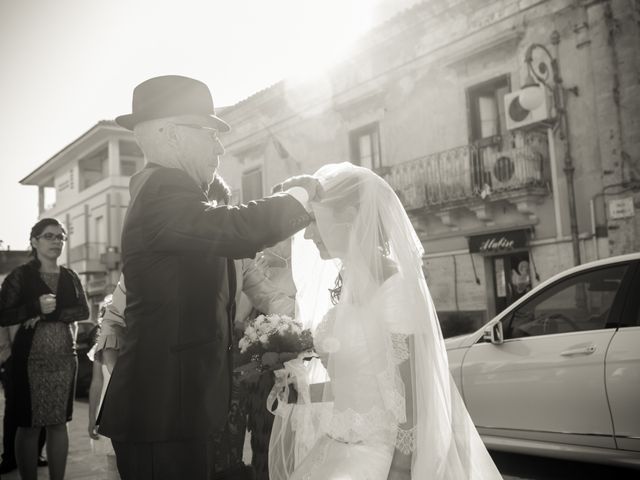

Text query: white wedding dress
(288, 277), (404, 480)
(269, 163), (502, 480)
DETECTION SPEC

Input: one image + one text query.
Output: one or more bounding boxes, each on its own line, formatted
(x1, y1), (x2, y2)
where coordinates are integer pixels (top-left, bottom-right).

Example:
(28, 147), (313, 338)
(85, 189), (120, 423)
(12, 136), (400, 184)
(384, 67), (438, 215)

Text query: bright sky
(0, 0), (415, 250)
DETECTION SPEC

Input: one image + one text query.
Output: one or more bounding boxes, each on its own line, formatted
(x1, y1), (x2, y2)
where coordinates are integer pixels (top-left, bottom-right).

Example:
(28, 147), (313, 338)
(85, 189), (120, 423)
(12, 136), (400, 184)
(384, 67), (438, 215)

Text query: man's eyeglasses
(174, 123), (219, 140)
(37, 233), (67, 242)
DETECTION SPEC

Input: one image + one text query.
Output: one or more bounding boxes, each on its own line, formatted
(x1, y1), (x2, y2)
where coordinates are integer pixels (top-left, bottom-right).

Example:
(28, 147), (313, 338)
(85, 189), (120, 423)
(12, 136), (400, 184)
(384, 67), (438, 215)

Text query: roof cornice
(20, 120), (130, 185)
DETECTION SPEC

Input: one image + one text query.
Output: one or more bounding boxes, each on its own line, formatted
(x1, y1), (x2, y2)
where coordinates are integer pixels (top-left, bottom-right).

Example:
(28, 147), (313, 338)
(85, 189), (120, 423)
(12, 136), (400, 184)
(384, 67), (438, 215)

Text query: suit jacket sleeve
(139, 169), (311, 259)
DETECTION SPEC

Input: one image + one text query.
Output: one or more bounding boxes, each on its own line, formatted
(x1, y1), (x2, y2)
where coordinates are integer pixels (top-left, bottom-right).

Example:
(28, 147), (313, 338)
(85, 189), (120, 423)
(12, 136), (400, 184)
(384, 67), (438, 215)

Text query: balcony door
(241, 167), (263, 203)
(349, 123), (381, 170)
(467, 75), (510, 144)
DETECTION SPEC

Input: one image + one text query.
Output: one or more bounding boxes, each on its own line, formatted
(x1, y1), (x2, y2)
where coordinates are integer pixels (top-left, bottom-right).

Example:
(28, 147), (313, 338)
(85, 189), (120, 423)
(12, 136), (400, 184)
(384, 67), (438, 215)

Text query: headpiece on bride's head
(307, 162), (424, 306)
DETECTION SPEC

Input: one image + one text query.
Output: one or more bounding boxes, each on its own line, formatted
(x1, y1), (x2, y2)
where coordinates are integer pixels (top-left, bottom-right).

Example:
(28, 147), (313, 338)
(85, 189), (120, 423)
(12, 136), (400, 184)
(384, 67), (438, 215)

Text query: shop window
(349, 123), (381, 170)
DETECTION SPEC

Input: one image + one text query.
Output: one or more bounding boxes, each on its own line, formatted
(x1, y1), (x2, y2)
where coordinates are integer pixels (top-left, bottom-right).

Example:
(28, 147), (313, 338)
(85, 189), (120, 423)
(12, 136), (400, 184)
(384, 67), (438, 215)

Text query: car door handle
(561, 344), (596, 356)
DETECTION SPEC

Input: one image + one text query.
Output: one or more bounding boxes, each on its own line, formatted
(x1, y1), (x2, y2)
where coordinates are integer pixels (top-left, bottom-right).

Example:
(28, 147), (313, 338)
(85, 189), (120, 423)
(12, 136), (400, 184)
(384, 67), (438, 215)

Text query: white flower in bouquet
(239, 337), (251, 353)
(245, 326), (258, 342)
(237, 313), (313, 360)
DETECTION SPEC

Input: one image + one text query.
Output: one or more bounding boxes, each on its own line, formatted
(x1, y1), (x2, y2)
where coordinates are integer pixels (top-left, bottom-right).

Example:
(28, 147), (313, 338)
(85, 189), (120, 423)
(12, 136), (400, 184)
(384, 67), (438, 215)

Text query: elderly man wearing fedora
(98, 75), (318, 480)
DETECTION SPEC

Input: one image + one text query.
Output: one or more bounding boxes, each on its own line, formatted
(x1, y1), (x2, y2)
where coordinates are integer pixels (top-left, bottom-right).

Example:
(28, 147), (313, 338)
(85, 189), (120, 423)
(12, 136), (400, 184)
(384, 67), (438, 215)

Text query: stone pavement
(0, 395), (256, 480)
(0, 395), (528, 479)
(0, 396), (118, 480)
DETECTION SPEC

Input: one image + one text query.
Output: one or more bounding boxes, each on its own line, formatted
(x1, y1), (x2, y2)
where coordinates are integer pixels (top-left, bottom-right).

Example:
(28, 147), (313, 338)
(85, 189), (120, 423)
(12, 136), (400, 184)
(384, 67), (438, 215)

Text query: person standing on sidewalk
(0, 324), (48, 474)
(98, 75), (318, 480)
(0, 218), (90, 480)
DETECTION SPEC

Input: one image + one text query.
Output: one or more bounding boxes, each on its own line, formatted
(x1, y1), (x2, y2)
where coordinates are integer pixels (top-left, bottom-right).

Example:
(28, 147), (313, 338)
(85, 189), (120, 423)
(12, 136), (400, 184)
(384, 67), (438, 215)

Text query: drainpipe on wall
(452, 255), (459, 312)
(589, 198), (599, 260)
(547, 126), (563, 240)
(551, 33), (581, 266)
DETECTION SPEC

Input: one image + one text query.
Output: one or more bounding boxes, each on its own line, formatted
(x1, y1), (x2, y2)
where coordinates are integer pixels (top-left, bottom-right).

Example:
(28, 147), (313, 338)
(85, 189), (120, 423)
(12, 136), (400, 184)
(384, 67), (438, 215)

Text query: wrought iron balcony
(381, 130), (549, 211)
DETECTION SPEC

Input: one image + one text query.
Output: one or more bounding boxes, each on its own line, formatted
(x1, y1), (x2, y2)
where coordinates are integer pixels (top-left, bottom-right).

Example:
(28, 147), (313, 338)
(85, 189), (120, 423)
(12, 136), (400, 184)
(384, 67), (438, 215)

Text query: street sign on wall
(608, 197), (635, 220)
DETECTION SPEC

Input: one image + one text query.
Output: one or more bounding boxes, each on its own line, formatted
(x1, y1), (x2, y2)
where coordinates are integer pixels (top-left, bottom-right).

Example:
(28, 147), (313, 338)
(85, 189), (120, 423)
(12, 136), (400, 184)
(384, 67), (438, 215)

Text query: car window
(505, 264), (628, 339)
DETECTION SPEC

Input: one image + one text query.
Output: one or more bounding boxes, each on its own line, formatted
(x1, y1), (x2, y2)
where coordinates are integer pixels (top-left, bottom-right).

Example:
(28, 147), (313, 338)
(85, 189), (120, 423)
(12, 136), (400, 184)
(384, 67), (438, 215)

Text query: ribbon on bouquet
(267, 356), (328, 474)
(267, 356), (311, 417)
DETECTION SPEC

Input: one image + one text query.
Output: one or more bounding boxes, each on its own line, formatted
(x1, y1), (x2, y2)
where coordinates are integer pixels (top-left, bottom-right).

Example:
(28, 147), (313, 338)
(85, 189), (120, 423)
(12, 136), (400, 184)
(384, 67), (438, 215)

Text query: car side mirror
(483, 322), (504, 345)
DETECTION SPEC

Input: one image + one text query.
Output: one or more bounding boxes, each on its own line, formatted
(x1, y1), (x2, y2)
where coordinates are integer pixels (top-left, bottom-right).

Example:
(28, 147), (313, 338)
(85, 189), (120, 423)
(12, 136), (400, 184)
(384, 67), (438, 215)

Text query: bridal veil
(269, 162), (501, 479)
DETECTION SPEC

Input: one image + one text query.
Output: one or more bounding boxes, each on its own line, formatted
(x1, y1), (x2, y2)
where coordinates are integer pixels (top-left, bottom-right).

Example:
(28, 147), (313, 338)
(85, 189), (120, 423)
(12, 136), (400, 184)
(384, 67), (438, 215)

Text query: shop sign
(469, 229), (529, 254)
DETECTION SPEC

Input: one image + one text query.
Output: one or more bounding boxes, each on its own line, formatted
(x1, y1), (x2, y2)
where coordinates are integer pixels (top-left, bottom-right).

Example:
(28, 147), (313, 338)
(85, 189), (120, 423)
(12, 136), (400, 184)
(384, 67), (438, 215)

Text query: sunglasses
(37, 233), (67, 242)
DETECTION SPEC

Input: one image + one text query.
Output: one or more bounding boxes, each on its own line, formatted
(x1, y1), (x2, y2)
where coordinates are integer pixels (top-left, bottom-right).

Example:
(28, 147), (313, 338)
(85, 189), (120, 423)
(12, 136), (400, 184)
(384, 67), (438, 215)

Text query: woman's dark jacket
(0, 261), (89, 328)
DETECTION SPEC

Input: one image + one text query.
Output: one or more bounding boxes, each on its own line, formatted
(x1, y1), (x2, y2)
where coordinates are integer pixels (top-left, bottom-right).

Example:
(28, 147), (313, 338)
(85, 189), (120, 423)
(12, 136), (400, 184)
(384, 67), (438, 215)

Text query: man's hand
(282, 175), (323, 202)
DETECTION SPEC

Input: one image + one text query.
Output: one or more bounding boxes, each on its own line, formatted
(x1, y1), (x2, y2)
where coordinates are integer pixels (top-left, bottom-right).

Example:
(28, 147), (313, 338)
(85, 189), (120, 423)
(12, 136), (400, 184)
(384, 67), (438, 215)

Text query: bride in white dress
(268, 162), (502, 479)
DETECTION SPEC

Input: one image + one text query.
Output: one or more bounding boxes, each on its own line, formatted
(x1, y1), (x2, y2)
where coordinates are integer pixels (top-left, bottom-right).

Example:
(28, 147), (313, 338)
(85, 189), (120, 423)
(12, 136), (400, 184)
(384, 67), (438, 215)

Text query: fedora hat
(115, 75), (230, 132)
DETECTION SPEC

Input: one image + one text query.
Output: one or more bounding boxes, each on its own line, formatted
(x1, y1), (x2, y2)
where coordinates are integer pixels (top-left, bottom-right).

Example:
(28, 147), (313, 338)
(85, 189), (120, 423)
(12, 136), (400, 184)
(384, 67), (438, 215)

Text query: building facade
(217, 0), (640, 336)
(20, 121), (141, 319)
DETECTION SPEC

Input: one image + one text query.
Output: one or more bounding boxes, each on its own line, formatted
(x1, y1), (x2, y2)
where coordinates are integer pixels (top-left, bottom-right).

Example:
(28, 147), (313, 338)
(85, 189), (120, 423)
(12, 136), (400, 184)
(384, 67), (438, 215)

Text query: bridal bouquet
(236, 314), (314, 377)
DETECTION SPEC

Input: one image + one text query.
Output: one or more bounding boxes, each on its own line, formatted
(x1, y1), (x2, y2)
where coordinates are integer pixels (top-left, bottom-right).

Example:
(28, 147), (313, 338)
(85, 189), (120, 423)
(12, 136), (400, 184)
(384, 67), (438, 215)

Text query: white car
(446, 253), (640, 469)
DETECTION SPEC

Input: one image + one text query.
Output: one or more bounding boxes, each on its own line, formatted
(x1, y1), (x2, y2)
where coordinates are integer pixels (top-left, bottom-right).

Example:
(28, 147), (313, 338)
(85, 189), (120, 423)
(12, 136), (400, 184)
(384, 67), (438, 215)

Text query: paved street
(0, 397), (118, 480)
(0, 395), (637, 479)
(490, 450), (638, 480)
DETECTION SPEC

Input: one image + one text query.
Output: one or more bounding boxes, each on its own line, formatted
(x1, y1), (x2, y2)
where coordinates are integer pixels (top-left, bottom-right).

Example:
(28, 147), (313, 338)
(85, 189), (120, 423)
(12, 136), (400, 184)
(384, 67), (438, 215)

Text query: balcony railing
(69, 242), (107, 263)
(382, 130), (549, 210)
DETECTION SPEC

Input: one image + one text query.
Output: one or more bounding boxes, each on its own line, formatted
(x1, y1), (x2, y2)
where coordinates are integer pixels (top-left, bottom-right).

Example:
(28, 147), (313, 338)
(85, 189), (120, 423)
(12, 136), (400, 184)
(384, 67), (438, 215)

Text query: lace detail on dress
(391, 333), (409, 364)
(326, 406), (397, 445)
(376, 366), (406, 423)
(395, 425), (416, 455)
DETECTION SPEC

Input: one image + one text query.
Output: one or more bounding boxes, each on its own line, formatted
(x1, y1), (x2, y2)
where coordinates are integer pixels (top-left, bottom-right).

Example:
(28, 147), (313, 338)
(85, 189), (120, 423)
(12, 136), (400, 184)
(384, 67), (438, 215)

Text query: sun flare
(278, 0), (375, 80)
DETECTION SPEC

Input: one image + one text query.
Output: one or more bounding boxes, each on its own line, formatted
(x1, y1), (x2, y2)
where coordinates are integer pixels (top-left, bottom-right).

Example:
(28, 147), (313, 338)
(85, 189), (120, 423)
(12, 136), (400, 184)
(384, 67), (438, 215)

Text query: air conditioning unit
(504, 89), (551, 130)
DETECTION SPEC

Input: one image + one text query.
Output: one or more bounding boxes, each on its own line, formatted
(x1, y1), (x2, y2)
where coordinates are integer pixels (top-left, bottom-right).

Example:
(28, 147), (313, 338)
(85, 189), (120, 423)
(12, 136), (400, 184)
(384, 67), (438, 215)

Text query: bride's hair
(328, 274), (342, 305)
(316, 169), (392, 278)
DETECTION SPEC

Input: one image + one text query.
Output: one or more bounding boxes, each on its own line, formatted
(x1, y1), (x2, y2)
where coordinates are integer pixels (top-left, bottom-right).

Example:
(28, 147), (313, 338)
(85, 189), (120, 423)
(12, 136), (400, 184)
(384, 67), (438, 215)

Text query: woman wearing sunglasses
(0, 218), (89, 480)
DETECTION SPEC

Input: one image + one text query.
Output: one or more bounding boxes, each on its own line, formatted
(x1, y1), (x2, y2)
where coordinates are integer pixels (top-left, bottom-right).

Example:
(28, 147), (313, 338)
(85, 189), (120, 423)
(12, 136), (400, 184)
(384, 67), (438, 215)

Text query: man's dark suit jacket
(98, 164), (310, 442)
